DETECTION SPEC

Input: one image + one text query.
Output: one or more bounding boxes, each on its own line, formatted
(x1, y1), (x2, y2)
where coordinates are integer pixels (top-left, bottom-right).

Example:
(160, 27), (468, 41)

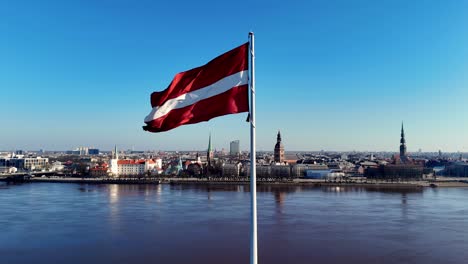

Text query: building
(207, 134), (214, 167)
(292, 164), (329, 178)
(88, 149), (100, 155)
(68, 147), (89, 156)
(90, 163), (108, 177)
(66, 147), (99, 155)
(274, 131), (285, 163)
(50, 161), (65, 172)
(222, 163), (241, 177)
(395, 122), (410, 164)
(243, 165), (293, 178)
(230, 140), (240, 156)
(444, 162), (468, 177)
(109, 145), (119, 176)
(108, 144), (161, 177)
(0, 166), (17, 173)
(116, 159), (158, 176)
(292, 164), (341, 179)
(270, 165), (291, 178)
(0, 155), (49, 170)
(305, 169), (333, 179)
(365, 123), (424, 180)
(365, 164), (425, 180)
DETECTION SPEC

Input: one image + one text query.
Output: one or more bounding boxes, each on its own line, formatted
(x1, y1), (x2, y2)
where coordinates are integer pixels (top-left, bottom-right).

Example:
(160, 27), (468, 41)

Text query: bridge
(0, 171), (57, 182)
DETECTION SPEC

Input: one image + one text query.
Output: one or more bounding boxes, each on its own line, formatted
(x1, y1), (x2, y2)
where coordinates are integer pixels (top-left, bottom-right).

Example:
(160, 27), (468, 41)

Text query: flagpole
(248, 32), (257, 264)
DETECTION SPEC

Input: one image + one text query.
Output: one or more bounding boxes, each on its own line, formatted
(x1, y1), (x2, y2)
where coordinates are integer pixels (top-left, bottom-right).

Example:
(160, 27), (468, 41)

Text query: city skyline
(1, 124), (464, 154)
(2, 0), (468, 151)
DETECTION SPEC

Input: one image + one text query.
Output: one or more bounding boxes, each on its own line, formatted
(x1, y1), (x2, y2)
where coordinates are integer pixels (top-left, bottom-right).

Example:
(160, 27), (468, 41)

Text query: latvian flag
(143, 43), (249, 133)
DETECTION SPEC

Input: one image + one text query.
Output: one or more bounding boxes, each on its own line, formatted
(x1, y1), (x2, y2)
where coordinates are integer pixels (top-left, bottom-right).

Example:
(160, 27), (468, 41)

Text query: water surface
(0, 182), (467, 264)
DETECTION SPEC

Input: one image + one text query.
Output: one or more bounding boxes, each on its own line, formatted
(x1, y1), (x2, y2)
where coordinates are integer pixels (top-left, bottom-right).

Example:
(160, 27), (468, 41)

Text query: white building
(107, 145), (162, 177)
(154, 158), (162, 170)
(117, 159), (158, 176)
(51, 161), (65, 172)
(109, 145), (119, 176)
(0, 167), (17, 173)
(0, 155), (49, 170)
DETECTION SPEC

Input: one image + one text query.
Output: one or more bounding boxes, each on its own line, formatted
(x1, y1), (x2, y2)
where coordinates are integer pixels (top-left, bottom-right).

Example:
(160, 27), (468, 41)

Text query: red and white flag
(143, 43), (249, 132)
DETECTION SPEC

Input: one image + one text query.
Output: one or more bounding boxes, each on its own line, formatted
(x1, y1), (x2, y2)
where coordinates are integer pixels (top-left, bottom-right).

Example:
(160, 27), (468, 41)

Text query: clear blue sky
(1, 0), (468, 152)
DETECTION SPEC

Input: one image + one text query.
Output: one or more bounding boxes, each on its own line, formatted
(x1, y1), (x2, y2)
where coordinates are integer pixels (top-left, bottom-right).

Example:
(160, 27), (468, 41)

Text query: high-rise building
(67, 147), (97, 155)
(274, 131), (284, 163)
(230, 140), (240, 156)
(88, 149), (100, 155)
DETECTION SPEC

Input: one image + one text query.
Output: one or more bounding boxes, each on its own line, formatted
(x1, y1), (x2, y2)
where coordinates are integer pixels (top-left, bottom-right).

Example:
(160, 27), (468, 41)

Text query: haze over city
(2, 0), (468, 151)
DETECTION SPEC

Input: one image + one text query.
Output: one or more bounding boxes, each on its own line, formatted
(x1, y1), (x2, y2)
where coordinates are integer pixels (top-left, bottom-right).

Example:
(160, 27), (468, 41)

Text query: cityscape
(2, 124), (468, 185)
(2, 1), (468, 264)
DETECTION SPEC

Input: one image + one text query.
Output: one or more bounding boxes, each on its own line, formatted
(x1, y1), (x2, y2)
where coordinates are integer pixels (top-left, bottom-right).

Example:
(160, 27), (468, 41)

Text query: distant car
(41, 175), (46, 178)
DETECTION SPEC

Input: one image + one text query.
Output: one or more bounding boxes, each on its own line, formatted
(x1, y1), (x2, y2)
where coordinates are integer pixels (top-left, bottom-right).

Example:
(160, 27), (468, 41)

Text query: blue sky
(1, 0), (468, 152)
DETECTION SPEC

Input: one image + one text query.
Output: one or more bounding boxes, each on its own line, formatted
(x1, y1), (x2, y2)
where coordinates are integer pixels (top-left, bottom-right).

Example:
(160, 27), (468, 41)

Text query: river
(0, 182), (467, 264)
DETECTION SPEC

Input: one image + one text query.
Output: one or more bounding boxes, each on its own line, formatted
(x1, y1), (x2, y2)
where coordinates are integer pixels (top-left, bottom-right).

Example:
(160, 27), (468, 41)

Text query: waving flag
(143, 34), (258, 264)
(143, 43), (249, 132)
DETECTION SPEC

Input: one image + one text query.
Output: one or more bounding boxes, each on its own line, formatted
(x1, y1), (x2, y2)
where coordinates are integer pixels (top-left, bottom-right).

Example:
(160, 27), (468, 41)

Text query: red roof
(118, 159), (144, 165)
(91, 167), (107, 171)
(117, 159), (157, 165)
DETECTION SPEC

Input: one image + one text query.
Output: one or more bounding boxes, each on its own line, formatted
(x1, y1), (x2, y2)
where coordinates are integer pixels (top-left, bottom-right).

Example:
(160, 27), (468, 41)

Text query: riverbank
(164, 178), (468, 188)
(9, 177), (161, 185)
(3, 176), (466, 188)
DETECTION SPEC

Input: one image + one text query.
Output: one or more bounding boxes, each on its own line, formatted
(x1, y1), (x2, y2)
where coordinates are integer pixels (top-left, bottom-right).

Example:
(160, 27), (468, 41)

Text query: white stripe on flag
(144, 70), (248, 122)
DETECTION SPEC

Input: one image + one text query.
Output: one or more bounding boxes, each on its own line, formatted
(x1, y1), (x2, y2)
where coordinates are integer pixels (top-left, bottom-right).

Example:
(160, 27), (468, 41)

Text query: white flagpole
(248, 32), (257, 264)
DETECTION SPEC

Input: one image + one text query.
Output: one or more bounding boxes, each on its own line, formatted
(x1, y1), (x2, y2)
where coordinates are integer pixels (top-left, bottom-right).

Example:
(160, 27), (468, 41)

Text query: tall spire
(400, 122), (405, 144)
(277, 130), (281, 143)
(399, 122), (407, 158)
(114, 145), (119, 160)
(207, 133), (214, 167)
(208, 133), (212, 153)
(177, 156), (183, 173)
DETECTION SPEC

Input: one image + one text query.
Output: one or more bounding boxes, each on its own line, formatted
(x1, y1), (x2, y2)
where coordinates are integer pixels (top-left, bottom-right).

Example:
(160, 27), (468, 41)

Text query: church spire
(277, 130), (282, 143)
(208, 133), (212, 153)
(207, 133), (214, 167)
(400, 122), (407, 158)
(114, 145), (119, 160)
(400, 122), (405, 144)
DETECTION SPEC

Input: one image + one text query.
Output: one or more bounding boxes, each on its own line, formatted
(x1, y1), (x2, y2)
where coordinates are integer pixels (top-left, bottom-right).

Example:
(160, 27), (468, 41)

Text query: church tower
(274, 131), (285, 163)
(207, 133), (214, 167)
(400, 122), (407, 158)
(110, 145), (119, 177)
(113, 145), (119, 160)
